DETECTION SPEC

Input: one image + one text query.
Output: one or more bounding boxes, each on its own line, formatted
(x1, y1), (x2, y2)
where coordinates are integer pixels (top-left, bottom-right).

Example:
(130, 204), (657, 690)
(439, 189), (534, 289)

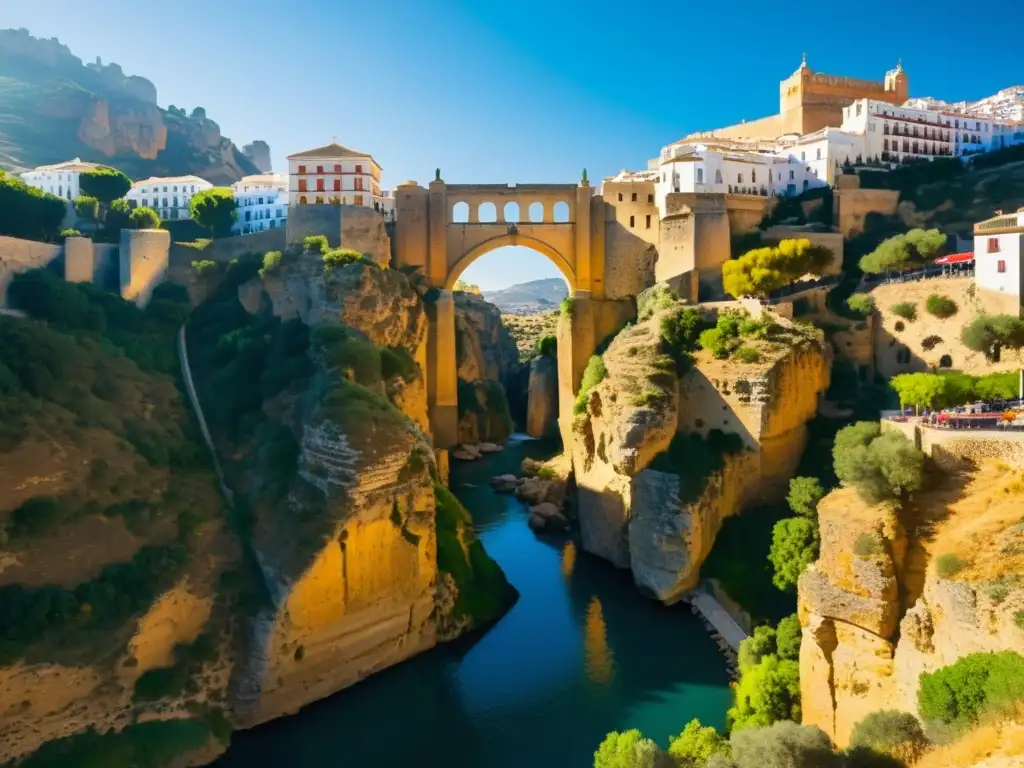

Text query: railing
(860, 267), (974, 286)
(764, 275), (839, 303)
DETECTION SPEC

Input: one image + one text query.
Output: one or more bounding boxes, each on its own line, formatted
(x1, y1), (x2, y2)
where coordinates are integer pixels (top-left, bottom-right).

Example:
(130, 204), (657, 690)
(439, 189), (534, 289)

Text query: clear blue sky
(6, 0), (1022, 289)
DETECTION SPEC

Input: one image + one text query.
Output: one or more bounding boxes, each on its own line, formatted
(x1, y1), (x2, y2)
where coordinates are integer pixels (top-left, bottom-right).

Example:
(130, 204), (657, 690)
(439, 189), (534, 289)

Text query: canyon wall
(799, 461), (1024, 747)
(571, 305), (830, 602)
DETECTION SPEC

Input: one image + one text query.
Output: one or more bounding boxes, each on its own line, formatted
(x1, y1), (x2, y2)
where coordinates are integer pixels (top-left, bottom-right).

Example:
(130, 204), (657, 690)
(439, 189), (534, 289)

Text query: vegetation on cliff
(858, 229), (946, 274)
(0, 170), (68, 241)
(723, 238), (833, 299)
(889, 370), (1020, 410)
(833, 422), (924, 504)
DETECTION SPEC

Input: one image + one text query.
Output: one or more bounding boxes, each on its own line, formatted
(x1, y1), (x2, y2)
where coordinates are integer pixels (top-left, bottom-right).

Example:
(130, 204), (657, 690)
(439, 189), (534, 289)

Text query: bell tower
(884, 59), (909, 104)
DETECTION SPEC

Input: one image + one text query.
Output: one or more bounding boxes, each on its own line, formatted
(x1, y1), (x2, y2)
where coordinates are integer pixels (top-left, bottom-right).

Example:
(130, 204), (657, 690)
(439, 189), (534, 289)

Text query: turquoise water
(216, 436), (731, 767)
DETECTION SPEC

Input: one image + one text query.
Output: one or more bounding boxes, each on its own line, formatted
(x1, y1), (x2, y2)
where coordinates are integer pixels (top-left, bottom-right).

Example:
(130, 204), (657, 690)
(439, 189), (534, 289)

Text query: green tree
(787, 477), (824, 518)
(859, 229), (946, 274)
(846, 294), (875, 318)
(769, 517), (819, 591)
(0, 171), (68, 241)
(453, 279), (482, 295)
(833, 422), (924, 504)
(774, 615), (801, 662)
(536, 334), (557, 358)
(189, 187), (238, 238)
(74, 195), (99, 221)
(729, 722), (841, 768)
(129, 206), (161, 229)
(849, 710), (929, 764)
(918, 651), (1024, 729)
(889, 372), (947, 411)
(727, 655), (801, 730)
(961, 314), (1024, 361)
(106, 198), (132, 231)
(738, 626), (777, 673)
(594, 730), (671, 768)
(78, 166), (131, 206)
(668, 719), (729, 765)
(723, 239), (833, 299)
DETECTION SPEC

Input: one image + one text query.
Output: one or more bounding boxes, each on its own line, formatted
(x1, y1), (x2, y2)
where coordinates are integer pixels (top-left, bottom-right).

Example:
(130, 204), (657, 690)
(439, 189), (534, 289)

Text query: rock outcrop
(526, 354), (559, 438)
(242, 140), (273, 173)
(0, 29), (258, 182)
(454, 291), (518, 383)
(571, 308), (830, 602)
(799, 462), (1024, 747)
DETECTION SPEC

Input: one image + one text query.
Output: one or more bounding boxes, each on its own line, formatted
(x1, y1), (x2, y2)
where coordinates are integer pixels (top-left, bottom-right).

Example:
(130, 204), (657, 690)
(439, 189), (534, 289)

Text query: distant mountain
(484, 278), (568, 313)
(0, 28), (260, 183)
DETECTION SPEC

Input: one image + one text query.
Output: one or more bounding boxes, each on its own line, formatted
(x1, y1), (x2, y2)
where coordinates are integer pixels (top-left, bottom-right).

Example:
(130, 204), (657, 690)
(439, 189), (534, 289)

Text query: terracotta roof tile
(287, 141), (379, 167)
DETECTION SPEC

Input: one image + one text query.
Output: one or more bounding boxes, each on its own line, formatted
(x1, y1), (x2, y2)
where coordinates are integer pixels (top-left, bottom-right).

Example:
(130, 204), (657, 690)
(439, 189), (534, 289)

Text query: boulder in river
(490, 474), (518, 493)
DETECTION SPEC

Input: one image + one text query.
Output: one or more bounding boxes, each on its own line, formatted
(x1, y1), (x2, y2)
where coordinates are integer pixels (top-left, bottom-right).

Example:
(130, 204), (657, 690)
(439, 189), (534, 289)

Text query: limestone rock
(457, 379), (513, 446)
(490, 474), (518, 493)
(521, 457), (545, 477)
(528, 502), (569, 532)
(478, 442), (503, 453)
(453, 292), (518, 383)
(452, 449), (478, 462)
(526, 354), (559, 438)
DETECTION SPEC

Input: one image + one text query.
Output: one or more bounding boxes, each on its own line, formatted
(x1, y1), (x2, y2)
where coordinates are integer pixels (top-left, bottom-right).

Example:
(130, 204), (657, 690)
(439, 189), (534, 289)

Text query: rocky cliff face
(0, 29), (258, 182)
(799, 462), (1024, 747)
(242, 141), (273, 173)
(194, 249), (512, 726)
(526, 354), (559, 438)
(571, 308), (830, 602)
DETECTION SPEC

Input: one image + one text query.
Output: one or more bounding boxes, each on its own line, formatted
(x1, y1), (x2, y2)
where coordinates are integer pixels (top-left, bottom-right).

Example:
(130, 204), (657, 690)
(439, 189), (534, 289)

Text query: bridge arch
(444, 234), (576, 292)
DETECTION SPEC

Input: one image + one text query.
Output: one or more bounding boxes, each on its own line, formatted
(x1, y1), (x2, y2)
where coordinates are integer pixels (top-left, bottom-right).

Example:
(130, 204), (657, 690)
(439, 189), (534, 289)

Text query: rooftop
(25, 157), (104, 173)
(130, 175), (212, 188)
(232, 173), (287, 189)
(287, 141), (380, 167)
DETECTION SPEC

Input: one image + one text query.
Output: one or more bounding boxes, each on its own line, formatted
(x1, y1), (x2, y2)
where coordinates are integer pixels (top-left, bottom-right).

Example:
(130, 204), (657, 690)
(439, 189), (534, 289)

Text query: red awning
(934, 252), (974, 265)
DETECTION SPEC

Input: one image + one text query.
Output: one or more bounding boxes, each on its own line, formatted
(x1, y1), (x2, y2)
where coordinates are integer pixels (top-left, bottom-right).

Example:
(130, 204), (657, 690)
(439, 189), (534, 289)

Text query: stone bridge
(392, 177), (612, 448)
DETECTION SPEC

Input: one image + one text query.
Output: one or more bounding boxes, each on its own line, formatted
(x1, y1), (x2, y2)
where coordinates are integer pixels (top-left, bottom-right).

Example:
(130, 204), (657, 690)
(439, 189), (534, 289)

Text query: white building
(286, 141), (391, 216)
(126, 175), (213, 220)
(231, 174), (288, 235)
(973, 208), (1024, 307)
(780, 128), (865, 186)
(20, 157), (103, 201)
(840, 97), (1022, 162)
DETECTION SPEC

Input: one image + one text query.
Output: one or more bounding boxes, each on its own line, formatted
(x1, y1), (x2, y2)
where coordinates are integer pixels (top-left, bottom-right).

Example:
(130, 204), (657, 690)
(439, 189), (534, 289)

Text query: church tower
(884, 59), (909, 104)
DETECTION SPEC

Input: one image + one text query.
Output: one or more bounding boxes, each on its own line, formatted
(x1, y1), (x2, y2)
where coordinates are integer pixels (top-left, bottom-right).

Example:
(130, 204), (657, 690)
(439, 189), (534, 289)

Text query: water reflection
(584, 597), (615, 685)
(561, 539), (577, 578)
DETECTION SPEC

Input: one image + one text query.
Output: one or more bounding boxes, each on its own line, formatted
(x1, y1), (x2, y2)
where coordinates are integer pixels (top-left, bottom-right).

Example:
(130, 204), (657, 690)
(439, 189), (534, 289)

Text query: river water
(217, 435), (731, 767)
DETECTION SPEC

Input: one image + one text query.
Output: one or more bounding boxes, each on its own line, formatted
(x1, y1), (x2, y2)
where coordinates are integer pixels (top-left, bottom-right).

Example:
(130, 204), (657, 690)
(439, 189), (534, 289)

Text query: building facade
(231, 174), (288, 235)
(973, 209), (1024, 311)
(287, 141), (391, 216)
(20, 158), (103, 201)
(126, 176), (213, 220)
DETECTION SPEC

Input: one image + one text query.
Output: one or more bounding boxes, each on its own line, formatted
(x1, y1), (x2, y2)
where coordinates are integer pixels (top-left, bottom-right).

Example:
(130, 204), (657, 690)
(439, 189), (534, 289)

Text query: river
(216, 435), (731, 767)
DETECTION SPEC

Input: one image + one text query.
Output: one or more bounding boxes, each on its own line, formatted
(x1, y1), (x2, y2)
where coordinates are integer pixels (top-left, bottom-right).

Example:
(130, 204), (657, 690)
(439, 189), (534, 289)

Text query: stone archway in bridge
(393, 177), (609, 448)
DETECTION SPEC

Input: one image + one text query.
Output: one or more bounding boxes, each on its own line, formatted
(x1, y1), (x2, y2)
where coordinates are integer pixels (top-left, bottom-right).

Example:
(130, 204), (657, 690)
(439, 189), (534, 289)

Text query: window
(816, 148), (821, 160)
(645, 214), (651, 229)
(316, 165), (323, 173)
(715, 169), (722, 184)
(856, 102), (862, 116)
(354, 194), (364, 206)
(998, 260), (1007, 273)
(884, 139), (889, 151)
(647, 194), (653, 204)
(142, 198), (148, 207)
(697, 168), (704, 183)
(333, 179), (341, 192)
(298, 179), (307, 191)
(191, 185), (196, 193)
(173, 186), (178, 192)
(801, 151), (805, 161)
(629, 192), (636, 202)
(355, 165), (362, 174)
(988, 238), (1000, 253)
(629, 215), (635, 228)
(298, 165), (306, 173)
(299, 196), (308, 205)
(334, 164), (341, 173)
(752, 170), (757, 183)
(737, 173), (743, 183)
(789, 170), (795, 180)
(315, 195), (324, 204)
(316, 179), (325, 192)
(618, 193), (622, 201)
(354, 178), (364, 191)
(245, 211), (251, 222)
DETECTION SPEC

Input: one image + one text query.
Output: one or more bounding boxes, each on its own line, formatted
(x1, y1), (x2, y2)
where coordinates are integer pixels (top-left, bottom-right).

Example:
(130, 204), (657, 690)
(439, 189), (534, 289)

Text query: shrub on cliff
(846, 294), (876, 318)
(934, 553), (965, 578)
(833, 422), (924, 504)
(774, 615), (801, 662)
(303, 234), (329, 254)
(859, 229), (946, 274)
(787, 477), (824, 519)
(668, 719), (730, 765)
(323, 247), (374, 273)
(925, 294), (957, 318)
(74, 194), (99, 221)
(648, 429), (745, 504)
(259, 250), (283, 278)
(849, 710), (929, 764)
(738, 615), (801, 675)
(59, 228), (82, 241)
(889, 303), (916, 321)
(918, 651), (1024, 730)
(573, 354), (607, 415)
(536, 334), (557, 358)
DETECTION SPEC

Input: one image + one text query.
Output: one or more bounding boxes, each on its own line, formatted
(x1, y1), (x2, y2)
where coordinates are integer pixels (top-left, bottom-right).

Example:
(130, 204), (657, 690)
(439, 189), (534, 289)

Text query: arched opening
(938, 354), (953, 368)
(528, 202), (544, 223)
(503, 201), (520, 223)
(446, 243), (571, 443)
(553, 201), (570, 223)
(478, 202), (497, 223)
(452, 201), (469, 223)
